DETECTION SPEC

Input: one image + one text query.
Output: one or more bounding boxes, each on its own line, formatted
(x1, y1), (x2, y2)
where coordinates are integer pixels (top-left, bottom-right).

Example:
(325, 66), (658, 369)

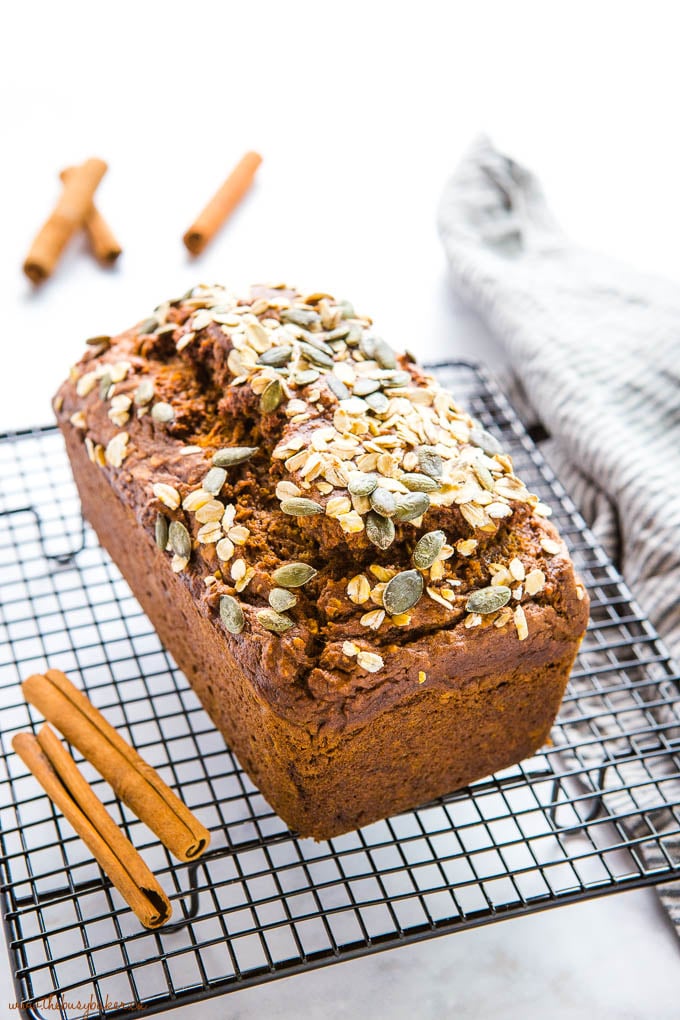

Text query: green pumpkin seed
(212, 446), (259, 468)
(138, 316), (158, 335)
(352, 378), (381, 397)
(383, 569), (424, 615)
(292, 368), (320, 386)
(365, 391), (389, 414)
(359, 335), (376, 359)
(466, 586), (512, 614)
(417, 446), (443, 480)
(280, 497), (324, 516)
(86, 334), (111, 348)
(373, 339), (397, 369)
(269, 588), (297, 612)
(151, 402), (175, 423)
(326, 374), (350, 401)
(366, 511), (395, 549)
(99, 373), (113, 400)
(203, 467), (227, 495)
(345, 324), (362, 346)
(412, 530), (446, 569)
(260, 378), (283, 413)
(258, 346), (292, 367)
(155, 513), (169, 550)
(220, 594), (245, 634)
(257, 608), (294, 633)
(282, 307), (319, 328)
(386, 370), (411, 387)
(469, 426), (503, 456)
(370, 487), (396, 517)
(301, 334), (335, 357)
(271, 562), (318, 588)
(348, 471), (378, 497)
(168, 520), (191, 558)
(339, 299), (355, 319)
(299, 342), (334, 369)
(393, 492), (430, 522)
(325, 325), (351, 342)
(155, 323), (177, 338)
(401, 473), (440, 493)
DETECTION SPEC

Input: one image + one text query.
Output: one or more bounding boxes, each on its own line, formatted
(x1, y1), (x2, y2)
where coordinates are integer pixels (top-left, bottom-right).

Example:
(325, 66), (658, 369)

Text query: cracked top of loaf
(54, 283), (589, 733)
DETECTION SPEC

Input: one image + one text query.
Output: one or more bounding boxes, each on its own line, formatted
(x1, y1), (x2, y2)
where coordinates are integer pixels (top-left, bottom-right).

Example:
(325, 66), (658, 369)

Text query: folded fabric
(438, 138), (680, 933)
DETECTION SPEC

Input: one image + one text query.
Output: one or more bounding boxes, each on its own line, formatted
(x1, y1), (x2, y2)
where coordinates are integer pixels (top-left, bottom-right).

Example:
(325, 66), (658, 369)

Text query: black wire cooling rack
(1, 362), (680, 1020)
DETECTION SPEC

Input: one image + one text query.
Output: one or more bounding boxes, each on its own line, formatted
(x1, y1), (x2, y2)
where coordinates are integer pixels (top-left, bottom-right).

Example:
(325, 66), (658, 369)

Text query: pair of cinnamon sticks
(23, 159), (121, 284)
(24, 150), (262, 283)
(13, 669), (210, 929)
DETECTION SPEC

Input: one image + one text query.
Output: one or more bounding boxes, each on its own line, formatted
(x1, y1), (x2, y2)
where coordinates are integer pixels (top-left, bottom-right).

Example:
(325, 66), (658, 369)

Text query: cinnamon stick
(12, 726), (172, 929)
(23, 158), (108, 284)
(60, 167), (122, 265)
(183, 150), (262, 255)
(22, 670), (210, 862)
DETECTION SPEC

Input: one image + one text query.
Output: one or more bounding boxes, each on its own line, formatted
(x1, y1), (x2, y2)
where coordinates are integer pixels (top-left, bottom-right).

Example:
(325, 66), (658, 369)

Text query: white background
(2, 2), (680, 1017)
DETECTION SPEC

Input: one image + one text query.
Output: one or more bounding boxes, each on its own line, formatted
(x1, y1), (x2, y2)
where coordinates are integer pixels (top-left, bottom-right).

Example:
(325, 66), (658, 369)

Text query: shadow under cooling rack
(1, 362), (679, 1020)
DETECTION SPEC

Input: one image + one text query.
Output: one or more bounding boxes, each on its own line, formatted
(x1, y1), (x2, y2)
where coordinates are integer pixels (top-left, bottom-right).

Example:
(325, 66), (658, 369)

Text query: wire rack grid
(1, 362), (679, 1020)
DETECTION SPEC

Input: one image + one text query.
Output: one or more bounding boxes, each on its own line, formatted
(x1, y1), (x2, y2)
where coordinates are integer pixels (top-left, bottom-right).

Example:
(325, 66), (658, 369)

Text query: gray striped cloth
(437, 138), (680, 932)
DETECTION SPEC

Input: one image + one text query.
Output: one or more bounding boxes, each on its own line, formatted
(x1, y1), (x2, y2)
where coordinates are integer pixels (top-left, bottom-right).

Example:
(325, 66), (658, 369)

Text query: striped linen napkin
(438, 138), (680, 932)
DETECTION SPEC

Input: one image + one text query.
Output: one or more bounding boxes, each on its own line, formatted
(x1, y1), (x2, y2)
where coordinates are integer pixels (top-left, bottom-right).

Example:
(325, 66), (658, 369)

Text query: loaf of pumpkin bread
(54, 284), (589, 839)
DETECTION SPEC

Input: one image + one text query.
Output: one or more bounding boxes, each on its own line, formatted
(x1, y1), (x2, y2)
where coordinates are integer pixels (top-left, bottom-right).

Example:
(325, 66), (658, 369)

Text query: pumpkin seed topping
(365, 511), (395, 549)
(373, 339), (397, 369)
(282, 307), (318, 328)
(260, 378), (283, 413)
(86, 334), (111, 349)
(168, 520), (191, 559)
(99, 373), (113, 401)
(348, 471), (379, 497)
(470, 426), (503, 455)
(383, 569), (424, 616)
(212, 446), (259, 467)
(154, 514), (168, 550)
(269, 588), (297, 612)
(280, 497), (324, 516)
(417, 446), (443, 480)
(220, 595), (245, 635)
(365, 391), (389, 414)
(326, 374), (351, 401)
(412, 530), (446, 570)
(393, 492), (430, 522)
(401, 473), (439, 493)
(138, 317), (158, 335)
(466, 586), (512, 614)
(271, 562), (318, 588)
(299, 341), (334, 369)
(353, 378), (381, 397)
(258, 346), (292, 367)
(369, 487), (397, 518)
(257, 608), (294, 634)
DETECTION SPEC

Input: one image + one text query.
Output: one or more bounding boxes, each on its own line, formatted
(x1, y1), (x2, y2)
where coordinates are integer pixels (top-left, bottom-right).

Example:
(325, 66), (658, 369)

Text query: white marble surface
(2, 2), (680, 1017)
